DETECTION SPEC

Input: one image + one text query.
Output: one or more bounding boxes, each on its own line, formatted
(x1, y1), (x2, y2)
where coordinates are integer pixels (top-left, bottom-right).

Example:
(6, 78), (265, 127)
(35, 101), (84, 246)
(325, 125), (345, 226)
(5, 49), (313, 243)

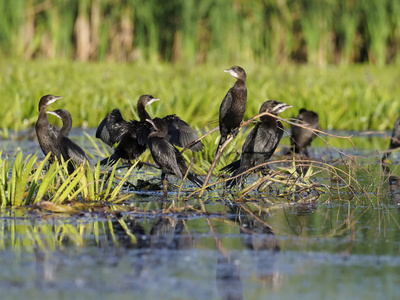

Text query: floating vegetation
(0, 119), (392, 216)
(0, 151), (137, 209)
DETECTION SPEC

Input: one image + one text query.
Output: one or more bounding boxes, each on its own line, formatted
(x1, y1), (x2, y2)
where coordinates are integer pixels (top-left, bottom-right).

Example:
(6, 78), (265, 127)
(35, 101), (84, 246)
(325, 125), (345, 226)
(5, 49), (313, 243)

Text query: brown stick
(198, 108), (357, 197)
(272, 112), (355, 150)
(198, 135), (234, 197)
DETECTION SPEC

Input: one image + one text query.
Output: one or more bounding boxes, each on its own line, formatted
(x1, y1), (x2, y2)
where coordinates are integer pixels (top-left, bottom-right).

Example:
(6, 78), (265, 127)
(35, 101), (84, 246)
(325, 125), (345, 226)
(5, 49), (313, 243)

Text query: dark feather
(221, 100), (291, 188)
(147, 118), (204, 188)
(96, 108), (135, 147)
(382, 116), (400, 162)
(217, 66), (247, 153)
(290, 108), (319, 156)
(164, 115), (204, 151)
(96, 96), (204, 167)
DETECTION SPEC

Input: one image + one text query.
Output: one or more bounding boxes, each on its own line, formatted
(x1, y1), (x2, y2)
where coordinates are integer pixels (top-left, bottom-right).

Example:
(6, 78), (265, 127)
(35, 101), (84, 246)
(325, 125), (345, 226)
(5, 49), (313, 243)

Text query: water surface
(0, 130), (399, 299)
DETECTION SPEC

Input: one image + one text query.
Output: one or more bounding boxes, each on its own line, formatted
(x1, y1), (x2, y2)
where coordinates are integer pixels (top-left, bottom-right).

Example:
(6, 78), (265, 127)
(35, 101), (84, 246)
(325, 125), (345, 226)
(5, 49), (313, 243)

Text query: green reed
(1, 0), (400, 65)
(0, 151), (137, 207)
(1, 61), (400, 137)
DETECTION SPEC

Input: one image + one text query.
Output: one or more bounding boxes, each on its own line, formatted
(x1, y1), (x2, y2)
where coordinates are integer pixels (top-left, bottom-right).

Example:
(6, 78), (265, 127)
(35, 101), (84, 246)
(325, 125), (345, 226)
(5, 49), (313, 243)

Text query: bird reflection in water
(382, 164), (400, 211)
(229, 206), (282, 287)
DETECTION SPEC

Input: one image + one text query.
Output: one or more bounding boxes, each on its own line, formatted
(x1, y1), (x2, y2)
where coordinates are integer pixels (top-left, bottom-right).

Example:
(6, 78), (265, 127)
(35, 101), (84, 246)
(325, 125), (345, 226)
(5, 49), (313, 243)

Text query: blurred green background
(2, 0), (400, 64)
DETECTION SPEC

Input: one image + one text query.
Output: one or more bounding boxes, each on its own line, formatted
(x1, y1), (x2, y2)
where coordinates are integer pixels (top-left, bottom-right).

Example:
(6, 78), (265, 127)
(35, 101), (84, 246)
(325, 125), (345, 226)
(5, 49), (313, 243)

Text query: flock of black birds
(34, 65), (400, 192)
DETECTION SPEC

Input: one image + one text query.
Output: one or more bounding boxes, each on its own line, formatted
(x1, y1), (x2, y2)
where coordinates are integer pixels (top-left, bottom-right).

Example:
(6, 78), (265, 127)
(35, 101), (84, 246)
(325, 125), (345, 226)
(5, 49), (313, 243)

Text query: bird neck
(234, 78), (246, 88)
(232, 80), (247, 102)
(261, 115), (278, 127)
(37, 109), (50, 125)
(137, 104), (151, 122)
(60, 121), (72, 136)
(38, 100), (48, 112)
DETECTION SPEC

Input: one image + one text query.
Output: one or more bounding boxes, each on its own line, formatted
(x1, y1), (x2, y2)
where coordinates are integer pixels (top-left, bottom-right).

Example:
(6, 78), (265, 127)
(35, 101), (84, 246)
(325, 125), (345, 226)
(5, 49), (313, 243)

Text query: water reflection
(206, 217), (243, 300)
(228, 205), (282, 288)
(111, 216), (194, 250)
(383, 164), (400, 210)
(209, 206), (281, 300)
(216, 254), (243, 300)
(1, 197), (400, 299)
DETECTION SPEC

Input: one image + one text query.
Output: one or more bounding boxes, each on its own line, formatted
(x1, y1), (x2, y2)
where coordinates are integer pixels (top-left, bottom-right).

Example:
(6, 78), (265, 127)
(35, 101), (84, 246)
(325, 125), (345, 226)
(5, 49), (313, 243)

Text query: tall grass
(1, 61), (399, 135)
(1, 0), (400, 65)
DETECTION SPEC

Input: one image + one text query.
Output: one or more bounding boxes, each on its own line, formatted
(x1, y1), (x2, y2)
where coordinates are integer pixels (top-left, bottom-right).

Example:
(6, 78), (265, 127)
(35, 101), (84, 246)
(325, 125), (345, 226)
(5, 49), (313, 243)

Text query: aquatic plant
(0, 151), (137, 208)
(0, 91), (395, 213)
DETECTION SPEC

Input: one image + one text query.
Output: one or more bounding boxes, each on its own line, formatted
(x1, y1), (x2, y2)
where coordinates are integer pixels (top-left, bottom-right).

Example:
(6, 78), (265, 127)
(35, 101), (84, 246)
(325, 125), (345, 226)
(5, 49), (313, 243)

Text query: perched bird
(146, 117), (204, 188)
(47, 109), (91, 174)
(382, 116), (400, 162)
(290, 108), (320, 157)
(35, 94), (64, 162)
(217, 65), (247, 154)
(221, 100), (291, 187)
(96, 95), (203, 166)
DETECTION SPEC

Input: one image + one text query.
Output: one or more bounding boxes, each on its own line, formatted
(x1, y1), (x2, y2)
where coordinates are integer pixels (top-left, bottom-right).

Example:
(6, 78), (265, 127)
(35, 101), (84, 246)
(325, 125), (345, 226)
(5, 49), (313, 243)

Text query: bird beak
(146, 98), (160, 106)
(48, 96), (62, 105)
(273, 103), (292, 114)
(145, 118), (157, 130)
(224, 68), (239, 79)
(46, 111), (61, 120)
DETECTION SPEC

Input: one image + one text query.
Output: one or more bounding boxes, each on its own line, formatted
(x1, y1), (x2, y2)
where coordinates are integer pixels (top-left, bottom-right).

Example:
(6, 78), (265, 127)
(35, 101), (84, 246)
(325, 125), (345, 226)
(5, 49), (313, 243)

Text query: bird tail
(226, 166), (249, 188)
(100, 153), (120, 166)
(220, 159), (241, 174)
(187, 173), (206, 189)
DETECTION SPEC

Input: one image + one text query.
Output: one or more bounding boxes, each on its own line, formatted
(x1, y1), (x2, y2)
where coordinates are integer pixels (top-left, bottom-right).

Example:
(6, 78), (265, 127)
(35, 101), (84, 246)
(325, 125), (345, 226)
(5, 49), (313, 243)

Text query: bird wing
(240, 122), (283, 168)
(173, 147), (204, 187)
(219, 88), (233, 124)
(60, 136), (90, 166)
(389, 116), (400, 149)
(149, 138), (183, 178)
(96, 108), (135, 146)
(290, 118), (317, 149)
(243, 123), (280, 154)
(136, 122), (151, 146)
(220, 159), (241, 174)
(163, 115), (204, 151)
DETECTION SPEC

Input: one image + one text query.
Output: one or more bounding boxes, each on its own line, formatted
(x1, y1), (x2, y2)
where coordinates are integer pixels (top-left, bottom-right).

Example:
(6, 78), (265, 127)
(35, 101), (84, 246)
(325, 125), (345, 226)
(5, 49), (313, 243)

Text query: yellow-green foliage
(0, 151), (136, 207)
(1, 61), (400, 136)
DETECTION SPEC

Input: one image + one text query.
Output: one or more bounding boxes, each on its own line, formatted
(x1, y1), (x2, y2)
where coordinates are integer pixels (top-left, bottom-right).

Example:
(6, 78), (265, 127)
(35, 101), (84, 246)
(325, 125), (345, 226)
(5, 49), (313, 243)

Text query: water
(0, 129), (400, 299)
(1, 201), (399, 300)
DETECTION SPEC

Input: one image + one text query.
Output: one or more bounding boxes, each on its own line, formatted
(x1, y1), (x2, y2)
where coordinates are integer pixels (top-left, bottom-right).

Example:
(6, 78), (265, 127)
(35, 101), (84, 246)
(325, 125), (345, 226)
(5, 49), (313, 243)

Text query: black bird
(47, 109), (91, 174)
(35, 94), (64, 162)
(290, 108), (320, 157)
(221, 100), (291, 187)
(217, 65), (247, 154)
(96, 95), (203, 166)
(146, 117), (204, 188)
(382, 116), (400, 162)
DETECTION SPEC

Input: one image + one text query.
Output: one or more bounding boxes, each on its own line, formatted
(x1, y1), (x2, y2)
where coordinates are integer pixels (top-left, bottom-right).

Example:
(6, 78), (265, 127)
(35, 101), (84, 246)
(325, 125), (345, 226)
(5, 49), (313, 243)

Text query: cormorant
(290, 108), (320, 157)
(35, 94), (63, 162)
(146, 117), (204, 188)
(221, 100), (291, 187)
(47, 109), (91, 174)
(96, 95), (203, 166)
(217, 65), (247, 154)
(382, 116), (400, 162)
